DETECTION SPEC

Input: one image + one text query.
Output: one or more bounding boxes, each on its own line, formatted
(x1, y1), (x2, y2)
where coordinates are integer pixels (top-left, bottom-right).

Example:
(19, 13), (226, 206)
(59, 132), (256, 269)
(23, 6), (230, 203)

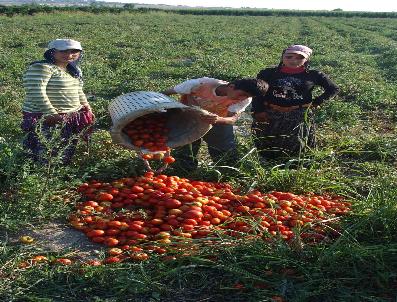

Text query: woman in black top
(251, 45), (339, 159)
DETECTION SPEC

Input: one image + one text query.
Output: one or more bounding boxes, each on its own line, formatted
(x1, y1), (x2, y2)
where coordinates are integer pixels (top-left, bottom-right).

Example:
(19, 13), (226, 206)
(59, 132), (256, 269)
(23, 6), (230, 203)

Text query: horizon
(103, 0), (397, 12)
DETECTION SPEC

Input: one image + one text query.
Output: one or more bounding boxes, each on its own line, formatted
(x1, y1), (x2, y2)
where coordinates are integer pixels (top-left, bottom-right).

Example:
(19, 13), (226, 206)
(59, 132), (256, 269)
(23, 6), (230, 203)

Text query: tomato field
(0, 10), (397, 302)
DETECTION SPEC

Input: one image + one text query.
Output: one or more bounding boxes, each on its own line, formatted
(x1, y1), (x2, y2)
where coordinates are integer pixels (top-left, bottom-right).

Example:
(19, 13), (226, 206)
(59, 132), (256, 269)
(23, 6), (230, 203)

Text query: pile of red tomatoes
(70, 172), (351, 264)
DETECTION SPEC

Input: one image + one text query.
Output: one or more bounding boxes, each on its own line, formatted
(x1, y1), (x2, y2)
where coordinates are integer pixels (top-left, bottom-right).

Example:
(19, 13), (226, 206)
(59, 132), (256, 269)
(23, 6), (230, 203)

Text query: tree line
(0, 3), (396, 18)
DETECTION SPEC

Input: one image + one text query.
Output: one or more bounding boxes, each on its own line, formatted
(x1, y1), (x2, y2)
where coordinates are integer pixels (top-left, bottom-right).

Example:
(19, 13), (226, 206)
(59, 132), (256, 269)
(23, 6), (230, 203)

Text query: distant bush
(0, 4), (396, 18)
(0, 4), (136, 16)
(168, 8), (397, 18)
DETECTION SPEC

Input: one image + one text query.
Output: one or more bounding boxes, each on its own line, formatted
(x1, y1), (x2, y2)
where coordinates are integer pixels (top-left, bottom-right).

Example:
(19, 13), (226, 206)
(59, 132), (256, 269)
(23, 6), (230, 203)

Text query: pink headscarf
(284, 45), (313, 59)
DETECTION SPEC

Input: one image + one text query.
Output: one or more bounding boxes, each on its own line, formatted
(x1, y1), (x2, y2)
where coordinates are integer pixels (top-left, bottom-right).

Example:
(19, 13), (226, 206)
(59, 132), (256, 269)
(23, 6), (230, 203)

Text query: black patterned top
(252, 67), (339, 112)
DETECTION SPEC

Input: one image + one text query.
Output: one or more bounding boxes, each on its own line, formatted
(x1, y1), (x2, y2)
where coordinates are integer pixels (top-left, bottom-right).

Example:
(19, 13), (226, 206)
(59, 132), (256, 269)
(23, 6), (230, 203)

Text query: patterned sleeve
(23, 63), (58, 114)
(257, 67), (276, 81)
(312, 71), (340, 106)
(252, 67), (276, 112)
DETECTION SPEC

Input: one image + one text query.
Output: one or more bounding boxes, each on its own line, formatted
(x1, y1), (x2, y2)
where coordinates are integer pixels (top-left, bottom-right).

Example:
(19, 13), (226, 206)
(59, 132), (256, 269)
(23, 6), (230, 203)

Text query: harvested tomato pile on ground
(70, 172), (351, 264)
(123, 113), (170, 153)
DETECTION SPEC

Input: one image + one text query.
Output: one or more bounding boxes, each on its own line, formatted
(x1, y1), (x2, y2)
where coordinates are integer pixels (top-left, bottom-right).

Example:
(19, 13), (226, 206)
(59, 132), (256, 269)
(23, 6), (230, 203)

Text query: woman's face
(53, 49), (81, 65)
(282, 52), (307, 68)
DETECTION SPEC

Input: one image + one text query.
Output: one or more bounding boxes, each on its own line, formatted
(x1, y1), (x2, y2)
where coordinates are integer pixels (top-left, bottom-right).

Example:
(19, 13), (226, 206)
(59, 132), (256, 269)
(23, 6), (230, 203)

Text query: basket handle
(138, 150), (171, 175)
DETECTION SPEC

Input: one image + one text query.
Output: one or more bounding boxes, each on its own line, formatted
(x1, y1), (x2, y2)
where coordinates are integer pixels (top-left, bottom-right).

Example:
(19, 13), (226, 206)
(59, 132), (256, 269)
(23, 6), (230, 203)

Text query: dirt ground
(4, 222), (103, 259)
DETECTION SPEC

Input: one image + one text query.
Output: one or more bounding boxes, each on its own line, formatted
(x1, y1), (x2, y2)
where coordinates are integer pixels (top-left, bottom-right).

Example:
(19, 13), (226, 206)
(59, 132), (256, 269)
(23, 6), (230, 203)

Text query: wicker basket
(108, 91), (212, 152)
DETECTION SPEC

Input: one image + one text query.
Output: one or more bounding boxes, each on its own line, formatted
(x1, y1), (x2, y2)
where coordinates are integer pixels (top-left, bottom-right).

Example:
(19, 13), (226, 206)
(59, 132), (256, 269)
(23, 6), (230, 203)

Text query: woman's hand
(84, 105), (95, 122)
(44, 114), (64, 126)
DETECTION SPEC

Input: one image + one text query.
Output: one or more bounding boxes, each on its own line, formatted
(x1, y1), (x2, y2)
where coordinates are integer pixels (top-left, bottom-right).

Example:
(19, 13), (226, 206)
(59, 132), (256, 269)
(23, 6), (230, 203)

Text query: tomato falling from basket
(123, 113), (170, 153)
(122, 113), (176, 170)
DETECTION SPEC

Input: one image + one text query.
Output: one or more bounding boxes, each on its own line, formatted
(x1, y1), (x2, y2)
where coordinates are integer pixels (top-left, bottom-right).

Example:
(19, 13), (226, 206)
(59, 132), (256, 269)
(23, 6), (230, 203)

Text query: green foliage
(0, 11), (396, 302)
(315, 100), (361, 130)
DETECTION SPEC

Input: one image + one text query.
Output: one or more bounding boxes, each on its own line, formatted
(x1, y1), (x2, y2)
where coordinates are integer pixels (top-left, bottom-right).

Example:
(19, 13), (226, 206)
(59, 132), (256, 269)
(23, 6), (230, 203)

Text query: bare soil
(4, 221), (103, 259)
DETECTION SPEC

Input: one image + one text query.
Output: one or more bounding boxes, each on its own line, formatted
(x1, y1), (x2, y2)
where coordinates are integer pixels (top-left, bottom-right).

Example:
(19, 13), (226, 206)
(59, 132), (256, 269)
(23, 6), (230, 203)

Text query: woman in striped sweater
(21, 39), (94, 164)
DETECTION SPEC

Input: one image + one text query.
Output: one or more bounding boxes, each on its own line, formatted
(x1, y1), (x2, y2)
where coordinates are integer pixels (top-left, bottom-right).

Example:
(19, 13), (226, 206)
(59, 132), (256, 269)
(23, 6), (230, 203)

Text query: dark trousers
(175, 124), (238, 169)
(21, 108), (94, 164)
(252, 108), (316, 159)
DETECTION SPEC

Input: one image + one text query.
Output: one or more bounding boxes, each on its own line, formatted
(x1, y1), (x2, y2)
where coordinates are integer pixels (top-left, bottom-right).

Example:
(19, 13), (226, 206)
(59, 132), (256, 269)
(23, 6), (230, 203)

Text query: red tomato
(164, 199), (182, 209)
(163, 156), (176, 164)
(91, 236), (105, 243)
(168, 209), (183, 216)
(149, 227), (161, 234)
(141, 154), (153, 160)
(105, 228), (121, 236)
(87, 229), (105, 237)
(54, 258), (72, 265)
(210, 218), (221, 225)
(104, 237), (119, 247)
(130, 246), (144, 252)
(150, 218), (164, 225)
(182, 224), (195, 231)
(235, 205), (250, 212)
(77, 183), (89, 192)
(107, 221), (122, 228)
(86, 259), (102, 266)
(103, 256), (121, 264)
(131, 233), (147, 240)
(183, 210), (204, 220)
(128, 223), (143, 231)
(154, 247), (167, 254)
(167, 218), (180, 227)
(97, 192), (113, 202)
(131, 186), (144, 193)
(108, 248), (123, 256)
(160, 224), (173, 231)
(31, 255), (48, 263)
(83, 201), (99, 207)
(183, 219), (198, 226)
(130, 252), (149, 261)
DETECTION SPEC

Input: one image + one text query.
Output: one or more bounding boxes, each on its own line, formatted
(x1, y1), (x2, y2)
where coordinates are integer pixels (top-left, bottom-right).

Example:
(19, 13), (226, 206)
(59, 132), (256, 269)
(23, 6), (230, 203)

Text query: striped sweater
(22, 63), (88, 114)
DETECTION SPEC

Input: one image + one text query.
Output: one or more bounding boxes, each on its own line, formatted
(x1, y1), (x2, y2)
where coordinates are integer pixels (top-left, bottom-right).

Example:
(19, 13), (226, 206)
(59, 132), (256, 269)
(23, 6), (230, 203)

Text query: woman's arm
(252, 68), (275, 120)
(23, 63), (58, 114)
(76, 68), (90, 108)
(257, 67), (276, 81)
(78, 80), (91, 111)
(312, 71), (340, 106)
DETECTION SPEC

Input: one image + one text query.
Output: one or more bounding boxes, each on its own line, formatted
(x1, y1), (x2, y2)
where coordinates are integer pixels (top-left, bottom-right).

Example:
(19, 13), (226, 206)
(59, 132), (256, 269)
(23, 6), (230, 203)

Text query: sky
(104, 0), (397, 12)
